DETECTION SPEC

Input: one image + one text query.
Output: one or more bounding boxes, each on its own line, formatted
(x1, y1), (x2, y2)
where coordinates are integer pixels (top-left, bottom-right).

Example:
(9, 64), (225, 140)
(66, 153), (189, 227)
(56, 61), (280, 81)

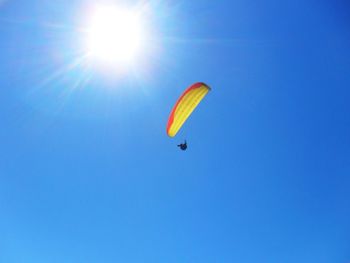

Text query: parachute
(166, 82), (211, 137)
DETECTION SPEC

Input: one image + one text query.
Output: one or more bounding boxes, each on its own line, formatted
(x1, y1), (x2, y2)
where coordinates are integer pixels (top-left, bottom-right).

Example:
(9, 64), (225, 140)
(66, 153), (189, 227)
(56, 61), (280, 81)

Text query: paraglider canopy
(166, 82), (211, 137)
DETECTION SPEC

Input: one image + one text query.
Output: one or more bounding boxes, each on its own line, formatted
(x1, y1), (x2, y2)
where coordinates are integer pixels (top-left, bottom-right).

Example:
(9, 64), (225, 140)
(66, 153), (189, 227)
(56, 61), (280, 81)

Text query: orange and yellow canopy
(166, 82), (211, 137)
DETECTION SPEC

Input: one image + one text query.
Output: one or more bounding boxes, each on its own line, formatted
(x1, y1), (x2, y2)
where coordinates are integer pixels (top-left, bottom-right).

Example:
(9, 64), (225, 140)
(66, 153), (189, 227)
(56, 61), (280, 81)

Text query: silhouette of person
(177, 140), (187, 150)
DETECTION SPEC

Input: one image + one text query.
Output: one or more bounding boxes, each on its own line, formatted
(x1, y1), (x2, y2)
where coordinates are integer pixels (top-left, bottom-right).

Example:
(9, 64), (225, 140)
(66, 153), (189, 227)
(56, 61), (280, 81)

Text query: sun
(86, 5), (143, 64)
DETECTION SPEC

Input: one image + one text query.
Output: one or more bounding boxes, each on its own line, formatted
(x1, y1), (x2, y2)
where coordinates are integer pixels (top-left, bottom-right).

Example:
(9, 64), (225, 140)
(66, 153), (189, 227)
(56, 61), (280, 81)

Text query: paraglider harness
(177, 140), (187, 151)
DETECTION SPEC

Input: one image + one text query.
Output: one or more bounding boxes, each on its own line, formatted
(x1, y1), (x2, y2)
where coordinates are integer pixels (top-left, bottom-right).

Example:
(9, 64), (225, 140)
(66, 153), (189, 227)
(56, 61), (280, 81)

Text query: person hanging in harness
(177, 140), (187, 151)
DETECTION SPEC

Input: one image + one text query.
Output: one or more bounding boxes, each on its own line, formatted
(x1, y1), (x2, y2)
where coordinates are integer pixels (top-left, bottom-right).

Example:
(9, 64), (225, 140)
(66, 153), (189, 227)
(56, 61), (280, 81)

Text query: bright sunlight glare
(86, 6), (143, 64)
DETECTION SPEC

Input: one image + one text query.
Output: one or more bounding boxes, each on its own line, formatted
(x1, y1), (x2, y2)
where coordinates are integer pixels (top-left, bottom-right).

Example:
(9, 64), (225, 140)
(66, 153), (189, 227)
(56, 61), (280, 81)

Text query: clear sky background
(0, 0), (350, 262)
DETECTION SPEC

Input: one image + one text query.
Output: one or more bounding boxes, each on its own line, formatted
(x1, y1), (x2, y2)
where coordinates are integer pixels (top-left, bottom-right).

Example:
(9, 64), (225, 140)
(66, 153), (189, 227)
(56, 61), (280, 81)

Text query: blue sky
(0, 0), (350, 262)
